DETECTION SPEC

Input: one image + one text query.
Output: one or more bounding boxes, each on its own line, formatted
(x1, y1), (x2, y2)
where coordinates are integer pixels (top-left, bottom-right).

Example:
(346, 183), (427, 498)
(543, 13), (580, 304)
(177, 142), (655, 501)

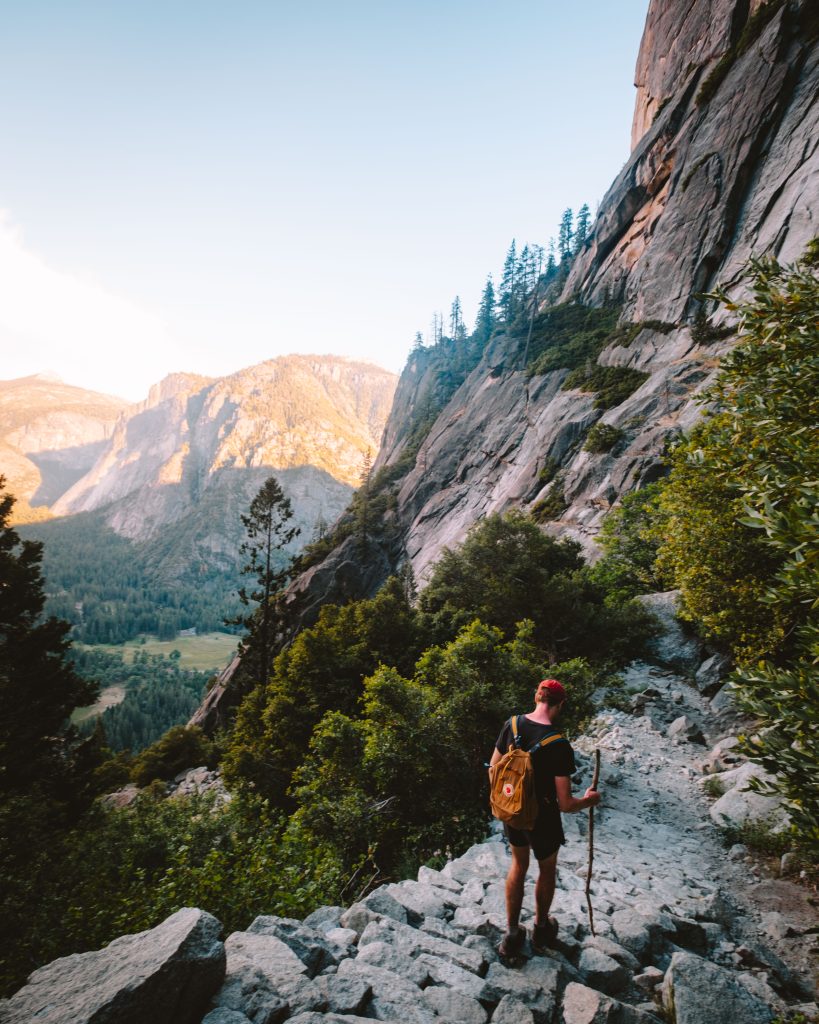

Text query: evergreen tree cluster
(20, 512), (243, 644)
(70, 647), (213, 753)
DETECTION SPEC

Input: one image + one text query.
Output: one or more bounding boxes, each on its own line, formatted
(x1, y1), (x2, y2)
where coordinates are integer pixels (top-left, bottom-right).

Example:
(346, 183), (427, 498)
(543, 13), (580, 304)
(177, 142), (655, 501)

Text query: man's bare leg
(505, 843), (530, 933)
(535, 850), (558, 926)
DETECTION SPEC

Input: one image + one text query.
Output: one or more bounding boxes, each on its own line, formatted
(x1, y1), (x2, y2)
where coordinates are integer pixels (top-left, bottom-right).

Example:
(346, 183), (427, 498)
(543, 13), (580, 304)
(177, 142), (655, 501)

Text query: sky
(0, 0), (650, 402)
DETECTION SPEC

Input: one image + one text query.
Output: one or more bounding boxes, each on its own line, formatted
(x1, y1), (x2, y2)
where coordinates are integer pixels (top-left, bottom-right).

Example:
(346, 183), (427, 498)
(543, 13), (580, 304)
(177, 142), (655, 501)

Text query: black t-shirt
(495, 714), (576, 807)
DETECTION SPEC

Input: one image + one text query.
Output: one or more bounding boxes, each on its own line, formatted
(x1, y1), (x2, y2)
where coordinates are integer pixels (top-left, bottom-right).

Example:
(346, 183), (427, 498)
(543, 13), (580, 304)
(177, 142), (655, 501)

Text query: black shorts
(504, 808), (565, 861)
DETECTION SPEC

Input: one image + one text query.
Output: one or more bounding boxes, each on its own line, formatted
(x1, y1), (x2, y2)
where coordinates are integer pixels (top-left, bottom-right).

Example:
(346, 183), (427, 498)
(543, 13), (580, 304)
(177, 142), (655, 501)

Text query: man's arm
(555, 775), (601, 813)
(489, 747), (502, 770)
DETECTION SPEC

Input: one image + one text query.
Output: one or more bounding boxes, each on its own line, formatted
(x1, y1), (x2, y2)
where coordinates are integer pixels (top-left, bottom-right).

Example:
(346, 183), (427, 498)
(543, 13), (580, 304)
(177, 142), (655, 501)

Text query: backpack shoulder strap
(527, 729), (568, 754)
(510, 715), (522, 747)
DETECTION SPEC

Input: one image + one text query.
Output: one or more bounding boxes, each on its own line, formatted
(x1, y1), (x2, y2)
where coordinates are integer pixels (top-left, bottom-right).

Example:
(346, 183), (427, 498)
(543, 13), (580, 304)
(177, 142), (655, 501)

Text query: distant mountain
(14, 356), (396, 642)
(51, 355), (396, 545)
(0, 374), (130, 519)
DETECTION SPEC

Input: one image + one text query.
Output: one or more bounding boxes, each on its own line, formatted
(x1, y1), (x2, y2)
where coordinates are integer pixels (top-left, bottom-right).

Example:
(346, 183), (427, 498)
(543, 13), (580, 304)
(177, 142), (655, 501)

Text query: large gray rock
(610, 910), (658, 962)
(246, 916), (341, 975)
(423, 985), (489, 1024)
(0, 908), (224, 1024)
(383, 880), (451, 922)
(315, 973), (371, 1016)
(667, 715), (705, 745)
(355, 941), (428, 986)
(360, 887), (410, 924)
(358, 917), (485, 973)
(416, 953), (490, 1002)
(709, 761), (790, 832)
(578, 947), (629, 994)
(210, 962), (288, 1024)
(303, 906), (345, 934)
(492, 995), (535, 1024)
(636, 592), (702, 672)
(212, 930), (315, 1024)
(559, 982), (657, 1023)
(694, 654), (732, 696)
(662, 951), (774, 1023)
(582, 936), (640, 973)
(202, 1010), (253, 1024)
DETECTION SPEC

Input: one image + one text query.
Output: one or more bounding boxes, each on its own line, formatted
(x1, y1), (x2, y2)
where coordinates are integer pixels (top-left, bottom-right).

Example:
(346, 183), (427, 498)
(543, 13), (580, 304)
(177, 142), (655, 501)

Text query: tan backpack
(489, 715), (567, 830)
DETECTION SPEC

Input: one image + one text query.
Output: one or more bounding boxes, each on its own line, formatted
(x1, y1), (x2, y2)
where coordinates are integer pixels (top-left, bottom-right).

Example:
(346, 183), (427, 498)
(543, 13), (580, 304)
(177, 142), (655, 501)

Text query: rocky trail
(5, 653), (817, 1024)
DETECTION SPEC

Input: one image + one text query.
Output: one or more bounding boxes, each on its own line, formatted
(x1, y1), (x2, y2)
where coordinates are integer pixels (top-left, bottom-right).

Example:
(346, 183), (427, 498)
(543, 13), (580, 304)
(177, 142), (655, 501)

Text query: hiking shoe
(498, 926), (526, 958)
(532, 917), (558, 952)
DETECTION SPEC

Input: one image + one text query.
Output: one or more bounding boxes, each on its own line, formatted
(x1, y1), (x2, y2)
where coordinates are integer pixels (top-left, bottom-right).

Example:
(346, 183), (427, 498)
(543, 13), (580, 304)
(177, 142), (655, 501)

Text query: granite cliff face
(280, 0), (818, 629)
(51, 356), (396, 546)
(0, 374), (129, 513)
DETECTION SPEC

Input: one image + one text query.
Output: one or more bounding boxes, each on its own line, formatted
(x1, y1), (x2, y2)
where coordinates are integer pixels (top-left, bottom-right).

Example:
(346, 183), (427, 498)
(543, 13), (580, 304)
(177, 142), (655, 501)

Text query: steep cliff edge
(277, 0), (817, 633)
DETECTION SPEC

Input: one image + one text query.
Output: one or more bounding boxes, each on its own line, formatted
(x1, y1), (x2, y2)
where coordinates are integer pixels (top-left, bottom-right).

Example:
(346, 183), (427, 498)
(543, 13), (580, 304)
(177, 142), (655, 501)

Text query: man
(489, 677), (600, 957)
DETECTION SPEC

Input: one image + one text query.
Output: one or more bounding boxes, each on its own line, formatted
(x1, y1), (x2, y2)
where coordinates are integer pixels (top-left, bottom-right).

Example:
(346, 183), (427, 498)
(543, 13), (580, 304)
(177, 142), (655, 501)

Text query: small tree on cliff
(235, 476), (300, 685)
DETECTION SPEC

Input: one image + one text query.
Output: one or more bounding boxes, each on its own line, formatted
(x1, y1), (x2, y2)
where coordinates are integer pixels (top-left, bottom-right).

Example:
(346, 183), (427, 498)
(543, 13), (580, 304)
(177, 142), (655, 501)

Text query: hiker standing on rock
(489, 678), (601, 957)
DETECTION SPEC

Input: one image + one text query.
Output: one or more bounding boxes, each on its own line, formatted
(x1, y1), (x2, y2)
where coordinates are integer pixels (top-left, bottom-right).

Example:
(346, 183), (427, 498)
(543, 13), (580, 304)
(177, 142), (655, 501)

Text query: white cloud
(0, 213), (185, 400)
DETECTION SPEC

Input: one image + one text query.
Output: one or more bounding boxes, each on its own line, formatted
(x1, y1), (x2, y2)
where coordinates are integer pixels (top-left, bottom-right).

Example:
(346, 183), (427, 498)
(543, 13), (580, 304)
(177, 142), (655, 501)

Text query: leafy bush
(591, 483), (666, 602)
(720, 817), (791, 858)
(130, 725), (218, 787)
(418, 511), (656, 668)
(0, 790), (343, 997)
(584, 423), (624, 454)
(525, 303), (621, 376)
(651, 255), (819, 860)
(290, 622), (611, 879)
(537, 456), (559, 486)
(530, 477), (568, 522)
(702, 775), (726, 799)
(562, 364), (649, 410)
(605, 319), (676, 347)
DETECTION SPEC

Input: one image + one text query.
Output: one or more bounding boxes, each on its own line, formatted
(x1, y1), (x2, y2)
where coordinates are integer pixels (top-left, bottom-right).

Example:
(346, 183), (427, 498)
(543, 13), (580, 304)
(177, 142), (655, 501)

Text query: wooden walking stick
(585, 749), (601, 937)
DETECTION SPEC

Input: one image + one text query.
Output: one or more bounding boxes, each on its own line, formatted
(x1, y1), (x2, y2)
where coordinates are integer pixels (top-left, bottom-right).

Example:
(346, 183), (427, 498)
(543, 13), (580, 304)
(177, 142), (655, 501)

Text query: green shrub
(537, 457), (559, 486)
(525, 303), (621, 376)
(584, 423), (624, 454)
(652, 255), (819, 861)
(530, 477), (567, 522)
(130, 725), (217, 787)
(591, 483), (666, 602)
(720, 817), (791, 858)
(702, 775), (726, 799)
(0, 790), (343, 997)
(605, 320), (675, 347)
(562, 365), (649, 410)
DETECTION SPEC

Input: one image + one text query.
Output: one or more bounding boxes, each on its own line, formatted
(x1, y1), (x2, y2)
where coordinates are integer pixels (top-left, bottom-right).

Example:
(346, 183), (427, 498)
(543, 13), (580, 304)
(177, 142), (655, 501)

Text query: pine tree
(473, 275), (496, 347)
(235, 476), (300, 685)
(574, 203), (591, 254)
(545, 239), (557, 279)
(356, 448), (374, 554)
(558, 209), (574, 265)
(0, 477), (97, 798)
(412, 330), (424, 353)
(449, 296), (466, 343)
(499, 240), (518, 322)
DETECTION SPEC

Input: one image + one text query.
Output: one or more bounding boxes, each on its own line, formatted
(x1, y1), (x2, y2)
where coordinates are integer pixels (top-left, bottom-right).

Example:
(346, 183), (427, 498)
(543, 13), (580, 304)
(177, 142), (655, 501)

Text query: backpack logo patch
(503, 782), (514, 797)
